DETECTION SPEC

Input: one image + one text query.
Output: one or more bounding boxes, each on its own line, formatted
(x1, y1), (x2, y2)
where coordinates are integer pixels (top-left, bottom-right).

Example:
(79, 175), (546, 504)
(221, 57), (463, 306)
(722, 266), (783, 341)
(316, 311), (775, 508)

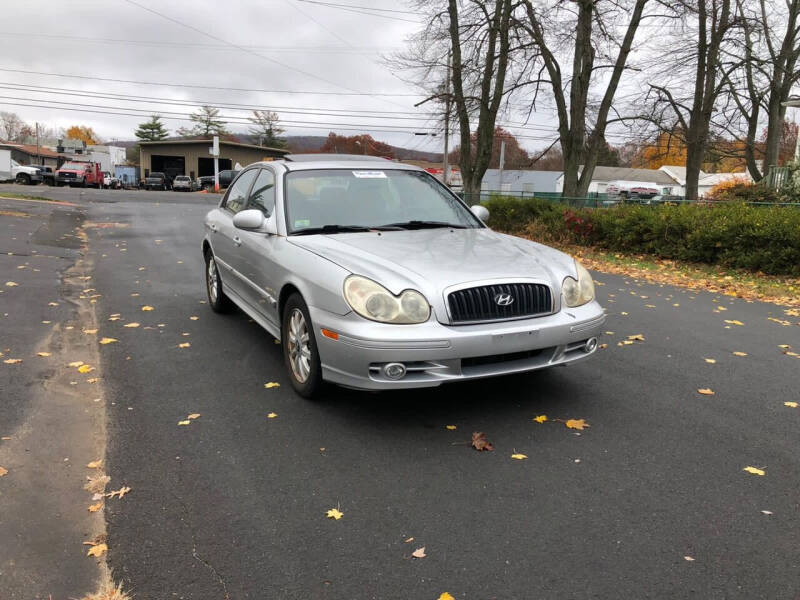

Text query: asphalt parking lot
(2, 185), (799, 599)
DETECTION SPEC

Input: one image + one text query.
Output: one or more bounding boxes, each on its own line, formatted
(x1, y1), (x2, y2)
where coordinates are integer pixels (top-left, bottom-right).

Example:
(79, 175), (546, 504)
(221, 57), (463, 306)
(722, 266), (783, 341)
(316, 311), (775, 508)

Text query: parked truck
(605, 180), (660, 201)
(0, 148), (45, 184)
(55, 161), (103, 187)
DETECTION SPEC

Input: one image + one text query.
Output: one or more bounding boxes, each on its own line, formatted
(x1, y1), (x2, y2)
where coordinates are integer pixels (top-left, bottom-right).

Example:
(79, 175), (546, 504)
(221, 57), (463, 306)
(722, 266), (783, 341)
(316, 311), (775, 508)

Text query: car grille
(60, 172), (76, 179)
(447, 283), (553, 324)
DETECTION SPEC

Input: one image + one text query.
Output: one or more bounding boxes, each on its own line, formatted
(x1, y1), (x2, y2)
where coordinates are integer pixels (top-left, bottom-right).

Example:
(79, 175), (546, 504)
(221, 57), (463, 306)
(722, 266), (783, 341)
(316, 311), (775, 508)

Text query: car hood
(288, 228), (576, 295)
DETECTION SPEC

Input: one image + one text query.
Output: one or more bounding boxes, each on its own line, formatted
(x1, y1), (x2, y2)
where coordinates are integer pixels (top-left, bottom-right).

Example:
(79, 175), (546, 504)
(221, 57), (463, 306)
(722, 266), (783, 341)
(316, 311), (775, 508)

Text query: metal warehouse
(138, 139), (289, 180)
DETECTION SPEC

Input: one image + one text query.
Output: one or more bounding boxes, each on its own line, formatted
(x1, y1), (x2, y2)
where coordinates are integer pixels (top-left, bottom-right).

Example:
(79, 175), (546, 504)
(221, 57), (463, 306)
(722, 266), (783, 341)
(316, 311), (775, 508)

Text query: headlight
(343, 275), (430, 324)
(561, 261), (595, 307)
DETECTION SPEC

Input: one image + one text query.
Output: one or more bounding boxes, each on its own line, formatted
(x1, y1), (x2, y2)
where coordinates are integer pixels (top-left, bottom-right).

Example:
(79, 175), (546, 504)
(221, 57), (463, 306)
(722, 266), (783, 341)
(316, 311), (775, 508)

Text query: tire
(204, 250), (233, 313)
(282, 293), (323, 398)
(15, 173), (30, 185)
(203, 182), (214, 192)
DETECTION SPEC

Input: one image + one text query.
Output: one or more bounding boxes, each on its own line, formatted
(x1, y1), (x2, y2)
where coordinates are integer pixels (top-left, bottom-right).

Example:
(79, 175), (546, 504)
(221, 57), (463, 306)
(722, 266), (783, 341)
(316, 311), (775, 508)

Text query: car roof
(246, 155), (424, 173)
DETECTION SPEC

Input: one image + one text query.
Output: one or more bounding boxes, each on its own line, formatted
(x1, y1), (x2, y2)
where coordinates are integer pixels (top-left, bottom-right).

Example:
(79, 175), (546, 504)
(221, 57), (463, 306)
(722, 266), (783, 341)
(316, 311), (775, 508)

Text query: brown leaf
(565, 419), (590, 430)
(86, 459), (103, 469)
(106, 485), (131, 499)
(471, 431), (494, 451)
(0, 466), (8, 477)
(87, 543), (107, 557)
(697, 388), (715, 396)
(411, 546), (426, 559)
(88, 502), (103, 512)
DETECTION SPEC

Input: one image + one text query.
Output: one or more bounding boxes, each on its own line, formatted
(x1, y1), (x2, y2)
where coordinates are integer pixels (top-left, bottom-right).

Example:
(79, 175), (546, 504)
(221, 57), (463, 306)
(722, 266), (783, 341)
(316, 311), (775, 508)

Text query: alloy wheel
(287, 308), (311, 383)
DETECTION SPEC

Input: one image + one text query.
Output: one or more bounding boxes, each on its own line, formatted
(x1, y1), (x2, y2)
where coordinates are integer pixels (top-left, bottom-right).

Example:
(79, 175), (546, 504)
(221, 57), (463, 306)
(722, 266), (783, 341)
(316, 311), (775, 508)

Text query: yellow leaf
(716, 306), (727, 311)
(86, 377), (98, 384)
(565, 419), (589, 430)
(83, 328), (98, 334)
(48, 302), (59, 306)
(511, 453), (528, 460)
(108, 316), (120, 321)
(87, 543), (107, 557)
(187, 413), (201, 420)
(78, 364), (94, 373)
(99, 337), (118, 345)
(732, 351), (747, 357)
(627, 334), (645, 341)
(704, 358), (716, 364)
(267, 412), (278, 419)
(743, 466), (765, 476)
(178, 342), (190, 348)
(784, 402), (798, 408)
(697, 388), (715, 396)
(189, 316), (199, 320)
(4, 358), (22, 364)
(724, 319), (744, 326)
(778, 344), (791, 349)
(438, 594), (455, 600)
(68, 361), (84, 367)
(0, 466), (7, 476)
(445, 425), (457, 430)
(123, 322), (140, 328)
(88, 502), (103, 512)
(141, 305), (154, 311)
(684, 556), (695, 562)
(326, 508), (343, 520)
(264, 382), (280, 389)
(5, 281), (18, 287)
(533, 415), (548, 423)
(36, 352), (51, 357)
(178, 420), (191, 425)
(411, 546), (426, 558)
(87, 460), (103, 469)
(620, 311), (628, 315)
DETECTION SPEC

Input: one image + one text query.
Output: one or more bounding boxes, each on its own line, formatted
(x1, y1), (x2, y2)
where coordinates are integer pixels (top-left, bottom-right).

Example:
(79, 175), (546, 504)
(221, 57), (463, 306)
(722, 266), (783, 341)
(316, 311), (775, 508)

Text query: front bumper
(311, 301), (606, 390)
(56, 175), (81, 184)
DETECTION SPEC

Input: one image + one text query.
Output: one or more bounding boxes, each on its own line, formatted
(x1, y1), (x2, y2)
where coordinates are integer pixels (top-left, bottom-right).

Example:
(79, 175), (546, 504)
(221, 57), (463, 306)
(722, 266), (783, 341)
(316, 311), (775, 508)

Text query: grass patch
(0, 192), (61, 202)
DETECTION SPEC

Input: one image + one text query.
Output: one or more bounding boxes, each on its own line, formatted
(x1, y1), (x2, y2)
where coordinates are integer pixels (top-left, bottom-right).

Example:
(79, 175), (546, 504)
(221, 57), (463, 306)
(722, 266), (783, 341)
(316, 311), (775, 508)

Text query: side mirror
(232, 209), (265, 230)
(470, 204), (490, 223)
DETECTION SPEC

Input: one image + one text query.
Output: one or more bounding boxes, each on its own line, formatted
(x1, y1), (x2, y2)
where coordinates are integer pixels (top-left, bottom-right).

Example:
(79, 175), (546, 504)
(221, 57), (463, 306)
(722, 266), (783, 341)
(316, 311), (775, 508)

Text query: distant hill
(106, 135), (443, 163)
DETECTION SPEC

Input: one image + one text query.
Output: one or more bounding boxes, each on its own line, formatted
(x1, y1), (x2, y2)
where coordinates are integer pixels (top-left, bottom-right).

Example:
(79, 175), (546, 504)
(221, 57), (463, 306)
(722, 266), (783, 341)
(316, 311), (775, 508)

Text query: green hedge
(484, 197), (800, 276)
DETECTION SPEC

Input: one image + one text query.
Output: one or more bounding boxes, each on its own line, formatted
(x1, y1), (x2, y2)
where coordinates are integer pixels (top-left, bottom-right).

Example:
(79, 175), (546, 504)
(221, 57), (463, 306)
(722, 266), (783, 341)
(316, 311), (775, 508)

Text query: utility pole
(35, 122), (40, 165)
(442, 50), (451, 186)
(498, 139), (506, 190)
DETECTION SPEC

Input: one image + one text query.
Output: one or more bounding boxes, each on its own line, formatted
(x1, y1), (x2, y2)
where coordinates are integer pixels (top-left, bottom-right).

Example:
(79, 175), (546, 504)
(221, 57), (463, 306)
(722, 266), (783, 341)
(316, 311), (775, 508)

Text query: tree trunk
(685, 141), (704, 200)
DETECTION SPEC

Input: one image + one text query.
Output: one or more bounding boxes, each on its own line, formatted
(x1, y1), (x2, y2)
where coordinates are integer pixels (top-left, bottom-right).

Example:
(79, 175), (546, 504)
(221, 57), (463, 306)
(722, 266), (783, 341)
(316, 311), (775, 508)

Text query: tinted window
(247, 169), (275, 216)
(223, 170), (257, 214)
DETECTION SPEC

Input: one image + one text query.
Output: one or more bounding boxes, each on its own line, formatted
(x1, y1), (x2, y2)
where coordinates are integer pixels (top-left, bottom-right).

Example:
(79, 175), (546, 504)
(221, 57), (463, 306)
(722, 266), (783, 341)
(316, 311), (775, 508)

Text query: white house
(555, 166), (678, 195)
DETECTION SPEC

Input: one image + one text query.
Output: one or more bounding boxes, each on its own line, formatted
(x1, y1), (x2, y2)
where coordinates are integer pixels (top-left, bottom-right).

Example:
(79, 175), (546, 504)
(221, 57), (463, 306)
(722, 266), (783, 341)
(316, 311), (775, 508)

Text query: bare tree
(0, 111), (24, 141)
(519, 0), (649, 198)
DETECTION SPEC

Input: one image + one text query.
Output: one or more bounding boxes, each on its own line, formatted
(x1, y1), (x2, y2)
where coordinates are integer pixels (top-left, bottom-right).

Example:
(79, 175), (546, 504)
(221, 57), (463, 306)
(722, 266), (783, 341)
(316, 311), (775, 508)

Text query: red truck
(55, 161), (104, 188)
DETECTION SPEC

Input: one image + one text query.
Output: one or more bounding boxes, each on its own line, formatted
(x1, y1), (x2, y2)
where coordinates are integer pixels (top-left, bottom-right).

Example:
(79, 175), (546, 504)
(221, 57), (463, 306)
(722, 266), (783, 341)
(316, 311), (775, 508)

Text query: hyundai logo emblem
(494, 293), (514, 306)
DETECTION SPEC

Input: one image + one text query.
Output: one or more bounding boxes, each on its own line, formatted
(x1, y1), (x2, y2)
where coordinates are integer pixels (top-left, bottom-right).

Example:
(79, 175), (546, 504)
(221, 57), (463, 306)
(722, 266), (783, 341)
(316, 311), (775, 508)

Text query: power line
(294, 0), (417, 14)
(0, 67), (423, 97)
(293, 0), (420, 23)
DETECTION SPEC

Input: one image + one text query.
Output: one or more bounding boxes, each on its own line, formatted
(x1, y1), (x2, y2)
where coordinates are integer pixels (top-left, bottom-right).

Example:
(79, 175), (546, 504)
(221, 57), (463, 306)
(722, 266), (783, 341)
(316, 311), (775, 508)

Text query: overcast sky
(0, 0), (473, 152)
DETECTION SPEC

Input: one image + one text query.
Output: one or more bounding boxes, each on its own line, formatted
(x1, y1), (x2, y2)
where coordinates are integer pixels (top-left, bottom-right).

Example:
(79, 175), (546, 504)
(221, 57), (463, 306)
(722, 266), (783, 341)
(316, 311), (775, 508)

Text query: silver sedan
(202, 156), (605, 397)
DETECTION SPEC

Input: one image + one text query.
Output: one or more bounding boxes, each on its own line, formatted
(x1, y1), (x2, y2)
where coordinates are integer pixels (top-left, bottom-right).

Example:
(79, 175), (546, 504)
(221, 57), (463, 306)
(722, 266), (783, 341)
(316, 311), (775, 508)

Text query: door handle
(233, 236), (242, 246)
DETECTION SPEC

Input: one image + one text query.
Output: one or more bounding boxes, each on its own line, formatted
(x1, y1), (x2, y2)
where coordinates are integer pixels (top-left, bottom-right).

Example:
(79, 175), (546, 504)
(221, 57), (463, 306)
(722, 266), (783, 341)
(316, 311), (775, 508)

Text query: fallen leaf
(123, 322), (139, 328)
(99, 337), (118, 345)
(3, 358), (22, 364)
(471, 431), (494, 451)
(533, 415), (548, 423)
(68, 360), (84, 368)
(778, 344), (791, 349)
(48, 302), (59, 306)
(697, 388), (715, 396)
(190, 316), (199, 320)
(141, 305), (154, 311)
(83, 328), (98, 334)
(565, 419), (590, 430)
(326, 508), (344, 520)
(743, 466), (765, 476)
(86, 543), (107, 557)
(784, 402), (798, 408)
(445, 425), (457, 430)
(438, 594), (455, 600)
(106, 486), (131, 499)
(36, 352), (51, 357)
(411, 547), (426, 558)
(84, 474), (110, 494)
(86, 377), (98, 384)
(178, 342), (190, 348)
(86, 460), (103, 469)
(0, 466), (7, 477)
(684, 556), (695, 562)
(732, 351), (747, 357)
(267, 412), (278, 419)
(724, 319), (744, 326)
(404, 537), (414, 543)
(5, 281), (18, 287)
(178, 420), (191, 426)
(704, 358), (716, 364)
(264, 382), (280, 388)
(511, 453), (528, 460)
(627, 334), (645, 341)
(88, 502), (103, 512)
(761, 510), (773, 515)
(187, 413), (201, 420)
(77, 364), (94, 374)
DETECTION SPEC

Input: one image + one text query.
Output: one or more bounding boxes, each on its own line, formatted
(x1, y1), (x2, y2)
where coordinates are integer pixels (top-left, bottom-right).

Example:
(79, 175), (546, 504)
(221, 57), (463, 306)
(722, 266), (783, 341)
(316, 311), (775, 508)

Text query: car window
(247, 169), (275, 216)
(223, 169), (257, 214)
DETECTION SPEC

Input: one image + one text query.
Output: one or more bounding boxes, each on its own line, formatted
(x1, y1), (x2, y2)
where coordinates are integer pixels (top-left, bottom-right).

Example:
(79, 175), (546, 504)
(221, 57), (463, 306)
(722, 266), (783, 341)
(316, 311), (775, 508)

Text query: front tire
(282, 294), (323, 398)
(16, 173), (30, 185)
(205, 251), (233, 313)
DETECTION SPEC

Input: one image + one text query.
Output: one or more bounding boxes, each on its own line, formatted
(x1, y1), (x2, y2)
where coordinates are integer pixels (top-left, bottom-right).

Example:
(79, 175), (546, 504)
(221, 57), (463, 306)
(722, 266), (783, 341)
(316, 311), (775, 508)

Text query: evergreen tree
(248, 110), (287, 148)
(178, 105), (228, 137)
(134, 115), (169, 141)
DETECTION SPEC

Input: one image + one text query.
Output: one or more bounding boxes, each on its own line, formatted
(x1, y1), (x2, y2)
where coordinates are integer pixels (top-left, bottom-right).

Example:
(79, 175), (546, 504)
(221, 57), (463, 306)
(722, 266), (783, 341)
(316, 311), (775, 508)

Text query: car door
(235, 167), (281, 327)
(210, 168), (258, 301)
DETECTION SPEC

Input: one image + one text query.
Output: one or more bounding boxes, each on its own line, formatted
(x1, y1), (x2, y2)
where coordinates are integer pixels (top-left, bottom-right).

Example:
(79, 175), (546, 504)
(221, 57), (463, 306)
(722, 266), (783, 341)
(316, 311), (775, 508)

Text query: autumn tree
(633, 130), (689, 169)
(249, 110), (287, 149)
(178, 105), (228, 137)
(134, 115), (169, 142)
(320, 133), (394, 158)
(65, 125), (99, 144)
(450, 127), (530, 169)
(0, 112), (24, 141)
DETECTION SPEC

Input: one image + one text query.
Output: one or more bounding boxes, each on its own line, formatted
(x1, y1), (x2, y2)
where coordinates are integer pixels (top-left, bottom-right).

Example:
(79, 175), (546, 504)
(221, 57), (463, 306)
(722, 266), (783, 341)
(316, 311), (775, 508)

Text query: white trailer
(0, 148), (11, 181)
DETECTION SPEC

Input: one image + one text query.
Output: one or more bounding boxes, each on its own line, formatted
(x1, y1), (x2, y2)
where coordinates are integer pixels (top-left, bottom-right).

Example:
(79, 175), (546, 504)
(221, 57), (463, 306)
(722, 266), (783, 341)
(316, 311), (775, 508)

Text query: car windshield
(175, 176), (189, 181)
(285, 169), (481, 234)
(61, 163), (88, 170)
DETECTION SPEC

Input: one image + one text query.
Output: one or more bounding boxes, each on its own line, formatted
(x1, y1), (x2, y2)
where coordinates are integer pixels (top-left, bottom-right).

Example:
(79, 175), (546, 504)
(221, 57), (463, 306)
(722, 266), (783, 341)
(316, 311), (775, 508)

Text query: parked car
(197, 169), (239, 192)
(145, 172), (172, 190)
(606, 180), (660, 200)
(172, 175), (196, 192)
(202, 157), (605, 398)
(37, 165), (56, 186)
(10, 159), (44, 185)
(55, 162), (103, 187)
(102, 171), (121, 189)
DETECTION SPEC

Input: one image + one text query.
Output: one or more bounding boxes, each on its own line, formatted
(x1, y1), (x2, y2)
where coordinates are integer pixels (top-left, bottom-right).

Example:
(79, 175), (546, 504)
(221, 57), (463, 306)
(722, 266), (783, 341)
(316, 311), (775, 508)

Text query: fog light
(383, 362), (407, 380)
(584, 337), (598, 353)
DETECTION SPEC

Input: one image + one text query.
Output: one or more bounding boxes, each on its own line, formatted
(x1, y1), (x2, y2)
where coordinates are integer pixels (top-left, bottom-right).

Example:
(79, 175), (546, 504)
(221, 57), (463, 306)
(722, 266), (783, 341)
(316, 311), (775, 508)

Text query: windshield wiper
(291, 224), (402, 236)
(380, 220), (469, 230)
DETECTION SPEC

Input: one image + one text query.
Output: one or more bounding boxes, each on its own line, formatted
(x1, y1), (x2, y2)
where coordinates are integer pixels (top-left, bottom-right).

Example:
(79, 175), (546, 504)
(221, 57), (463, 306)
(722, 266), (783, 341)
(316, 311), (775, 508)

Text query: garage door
(198, 157), (232, 177)
(151, 155), (186, 179)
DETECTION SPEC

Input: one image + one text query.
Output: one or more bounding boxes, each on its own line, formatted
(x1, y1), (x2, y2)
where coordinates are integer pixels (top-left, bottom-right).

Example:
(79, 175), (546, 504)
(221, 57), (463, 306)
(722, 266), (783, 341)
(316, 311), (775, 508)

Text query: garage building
(138, 139), (289, 181)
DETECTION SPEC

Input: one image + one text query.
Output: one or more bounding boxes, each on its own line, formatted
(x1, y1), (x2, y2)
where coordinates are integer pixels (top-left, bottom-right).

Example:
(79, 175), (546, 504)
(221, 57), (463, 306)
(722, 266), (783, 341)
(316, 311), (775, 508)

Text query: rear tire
(205, 250), (233, 313)
(282, 294), (323, 398)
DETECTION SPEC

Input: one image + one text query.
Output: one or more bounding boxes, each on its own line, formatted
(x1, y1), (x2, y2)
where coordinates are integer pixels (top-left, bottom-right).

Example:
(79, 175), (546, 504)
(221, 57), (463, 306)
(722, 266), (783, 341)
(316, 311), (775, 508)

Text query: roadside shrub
(483, 196), (563, 234)
(705, 179), (783, 203)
